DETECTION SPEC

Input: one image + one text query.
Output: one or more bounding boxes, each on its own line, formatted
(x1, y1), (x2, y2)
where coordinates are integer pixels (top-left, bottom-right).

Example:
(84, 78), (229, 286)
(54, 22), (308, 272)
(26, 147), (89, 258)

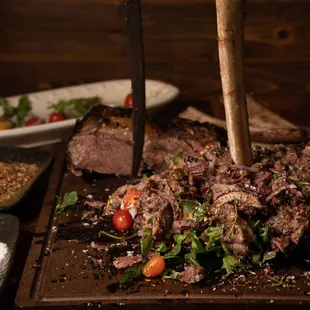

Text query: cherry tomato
(124, 93), (132, 108)
(112, 210), (133, 231)
(48, 112), (65, 123)
(122, 188), (142, 209)
(26, 117), (41, 126)
(142, 255), (166, 278)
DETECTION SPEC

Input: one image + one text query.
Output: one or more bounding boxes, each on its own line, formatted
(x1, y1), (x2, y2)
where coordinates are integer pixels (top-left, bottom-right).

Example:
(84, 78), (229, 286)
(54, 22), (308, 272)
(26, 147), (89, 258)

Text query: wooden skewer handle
(216, 0), (252, 166)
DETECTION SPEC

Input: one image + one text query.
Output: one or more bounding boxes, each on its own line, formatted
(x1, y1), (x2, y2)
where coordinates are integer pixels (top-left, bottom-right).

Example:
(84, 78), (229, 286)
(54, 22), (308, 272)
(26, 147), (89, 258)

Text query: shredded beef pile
(102, 142), (310, 283)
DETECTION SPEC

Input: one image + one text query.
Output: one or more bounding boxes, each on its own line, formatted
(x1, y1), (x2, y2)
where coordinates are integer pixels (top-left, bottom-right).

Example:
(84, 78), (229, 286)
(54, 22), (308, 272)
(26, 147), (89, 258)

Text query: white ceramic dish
(0, 79), (179, 147)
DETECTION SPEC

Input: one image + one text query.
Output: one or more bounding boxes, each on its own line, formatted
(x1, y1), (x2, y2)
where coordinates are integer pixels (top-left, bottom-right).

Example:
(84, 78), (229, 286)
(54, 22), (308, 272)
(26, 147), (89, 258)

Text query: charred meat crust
(67, 105), (227, 176)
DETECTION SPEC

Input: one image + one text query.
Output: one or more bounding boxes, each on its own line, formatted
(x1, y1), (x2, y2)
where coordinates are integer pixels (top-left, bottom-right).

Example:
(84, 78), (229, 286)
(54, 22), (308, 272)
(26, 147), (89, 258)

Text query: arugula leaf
(252, 253), (261, 263)
(180, 200), (207, 222)
(162, 270), (180, 280)
(190, 231), (205, 254)
(203, 225), (223, 251)
(155, 242), (169, 253)
(221, 255), (244, 276)
(55, 191), (78, 214)
(263, 251), (277, 262)
(172, 152), (182, 164)
(185, 252), (200, 266)
(140, 228), (154, 255)
(100, 231), (138, 241)
(258, 225), (270, 244)
(222, 243), (231, 255)
(164, 234), (186, 259)
(49, 97), (100, 118)
(119, 262), (145, 285)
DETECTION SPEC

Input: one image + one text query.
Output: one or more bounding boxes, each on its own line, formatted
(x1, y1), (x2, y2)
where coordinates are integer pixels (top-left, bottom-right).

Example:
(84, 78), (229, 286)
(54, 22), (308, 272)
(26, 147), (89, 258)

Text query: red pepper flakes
(0, 162), (38, 205)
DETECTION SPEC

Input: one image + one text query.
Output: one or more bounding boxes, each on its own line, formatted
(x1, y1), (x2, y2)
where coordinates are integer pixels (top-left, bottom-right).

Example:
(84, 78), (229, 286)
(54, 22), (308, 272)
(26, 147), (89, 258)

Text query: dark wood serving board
(15, 143), (310, 309)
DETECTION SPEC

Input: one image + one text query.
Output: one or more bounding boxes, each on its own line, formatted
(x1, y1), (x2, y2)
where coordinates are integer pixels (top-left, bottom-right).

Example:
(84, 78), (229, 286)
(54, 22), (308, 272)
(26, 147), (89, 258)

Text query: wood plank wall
(0, 0), (309, 125)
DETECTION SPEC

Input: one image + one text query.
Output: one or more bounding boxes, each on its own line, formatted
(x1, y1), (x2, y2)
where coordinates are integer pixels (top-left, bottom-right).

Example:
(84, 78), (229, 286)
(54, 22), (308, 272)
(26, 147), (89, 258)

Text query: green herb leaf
(222, 243), (231, 255)
(140, 228), (154, 255)
(252, 253), (261, 263)
(172, 152), (182, 164)
(203, 225), (223, 251)
(263, 251), (277, 262)
(100, 231), (138, 241)
(15, 96), (32, 126)
(184, 252), (200, 266)
(162, 270), (180, 280)
(49, 97), (100, 118)
(119, 262), (145, 285)
(258, 225), (270, 244)
(55, 191), (78, 214)
(190, 231), (205, 254)
(221, 255), (244, 276)
(180, 200), (207, 222)
(164, 234), (186, 259)
(155, 243), (169, 253)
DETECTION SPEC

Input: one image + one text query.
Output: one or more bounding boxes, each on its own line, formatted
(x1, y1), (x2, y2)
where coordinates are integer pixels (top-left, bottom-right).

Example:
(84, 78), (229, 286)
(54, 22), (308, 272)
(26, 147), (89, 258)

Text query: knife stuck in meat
(124, 0), (146, 179)
(215, 0), (252, 166)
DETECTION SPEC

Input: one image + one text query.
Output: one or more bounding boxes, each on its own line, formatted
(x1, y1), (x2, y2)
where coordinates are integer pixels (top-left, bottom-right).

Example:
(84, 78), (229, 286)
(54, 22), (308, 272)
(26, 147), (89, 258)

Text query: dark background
(1, 0), (310, 125)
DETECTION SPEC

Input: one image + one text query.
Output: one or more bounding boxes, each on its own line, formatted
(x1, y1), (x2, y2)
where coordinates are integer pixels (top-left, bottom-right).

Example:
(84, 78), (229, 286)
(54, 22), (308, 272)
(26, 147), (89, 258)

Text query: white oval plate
(0, 79), (179, 147)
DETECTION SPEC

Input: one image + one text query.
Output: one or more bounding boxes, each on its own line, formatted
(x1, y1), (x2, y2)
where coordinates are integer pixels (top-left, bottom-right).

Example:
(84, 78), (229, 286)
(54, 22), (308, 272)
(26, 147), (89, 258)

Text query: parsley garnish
(55, 191), (78, 214)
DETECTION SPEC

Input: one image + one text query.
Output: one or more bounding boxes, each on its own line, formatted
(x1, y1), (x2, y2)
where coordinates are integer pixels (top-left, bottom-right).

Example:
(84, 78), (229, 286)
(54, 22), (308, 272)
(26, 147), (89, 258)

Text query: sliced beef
(266, 205), (309, 251)
(178, 265), (205, 284)
(112, 255), (143, 269)
(67, 105), (225, 176)
(105, 142), (310, 261)
(84, 200), (105, 208)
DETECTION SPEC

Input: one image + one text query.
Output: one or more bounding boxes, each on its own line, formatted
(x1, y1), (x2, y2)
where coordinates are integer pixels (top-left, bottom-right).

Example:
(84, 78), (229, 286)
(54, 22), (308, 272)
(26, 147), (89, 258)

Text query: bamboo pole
(215, 0), (252, 165)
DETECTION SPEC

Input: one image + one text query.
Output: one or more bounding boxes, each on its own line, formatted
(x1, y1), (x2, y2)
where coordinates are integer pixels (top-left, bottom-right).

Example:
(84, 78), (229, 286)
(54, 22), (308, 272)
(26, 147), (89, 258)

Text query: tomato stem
(100, 230), (138, 241)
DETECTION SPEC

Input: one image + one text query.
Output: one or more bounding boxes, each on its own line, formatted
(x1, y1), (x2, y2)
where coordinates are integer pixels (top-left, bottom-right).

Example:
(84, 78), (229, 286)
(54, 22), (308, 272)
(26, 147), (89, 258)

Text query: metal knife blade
(125, 0), (146, 179)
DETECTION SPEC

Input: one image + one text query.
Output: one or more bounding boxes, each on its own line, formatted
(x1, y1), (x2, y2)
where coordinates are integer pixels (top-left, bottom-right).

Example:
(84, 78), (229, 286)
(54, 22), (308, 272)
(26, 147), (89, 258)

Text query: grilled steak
(67, 105), (226, 176)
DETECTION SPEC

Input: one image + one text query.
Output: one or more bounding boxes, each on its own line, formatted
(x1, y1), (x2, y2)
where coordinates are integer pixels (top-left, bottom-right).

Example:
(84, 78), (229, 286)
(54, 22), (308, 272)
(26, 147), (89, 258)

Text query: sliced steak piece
(266, 205), (309, 250)
(178, 264), (205, 284)
(112, 255), (143, 269)
(67, 105), (226, 176)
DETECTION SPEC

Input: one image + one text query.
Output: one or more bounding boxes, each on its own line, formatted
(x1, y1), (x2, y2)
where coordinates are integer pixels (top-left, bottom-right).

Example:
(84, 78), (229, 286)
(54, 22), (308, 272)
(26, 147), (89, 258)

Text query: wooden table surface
(0, 0), (310, 127)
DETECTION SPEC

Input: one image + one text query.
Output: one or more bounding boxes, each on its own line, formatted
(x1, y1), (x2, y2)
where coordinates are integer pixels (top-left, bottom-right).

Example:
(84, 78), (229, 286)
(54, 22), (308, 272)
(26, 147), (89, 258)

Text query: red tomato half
(26, 117), (41, 126)
(142, 255), (166, 278)
(48, 112), (65, 123)
(112, 210), (133, 231)
(124, 93), (132, 108)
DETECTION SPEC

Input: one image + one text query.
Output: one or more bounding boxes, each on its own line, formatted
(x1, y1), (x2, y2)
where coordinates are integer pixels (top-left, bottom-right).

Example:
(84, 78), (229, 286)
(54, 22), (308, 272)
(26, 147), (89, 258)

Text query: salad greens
(49, 97), (100, 118)
(0, 96), (32, 127)
(0, 95), (100, 128)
